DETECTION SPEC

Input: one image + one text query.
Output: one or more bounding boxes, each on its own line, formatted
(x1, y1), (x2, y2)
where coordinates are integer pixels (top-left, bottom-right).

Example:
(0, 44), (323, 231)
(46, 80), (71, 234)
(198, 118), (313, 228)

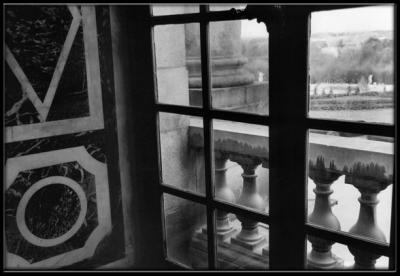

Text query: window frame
(147, 4), (396, 270)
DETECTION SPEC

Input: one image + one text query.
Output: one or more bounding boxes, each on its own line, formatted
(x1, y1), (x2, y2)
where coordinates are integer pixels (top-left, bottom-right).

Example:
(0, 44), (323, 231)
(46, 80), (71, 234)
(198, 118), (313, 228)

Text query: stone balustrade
(189, 118), (393, 270)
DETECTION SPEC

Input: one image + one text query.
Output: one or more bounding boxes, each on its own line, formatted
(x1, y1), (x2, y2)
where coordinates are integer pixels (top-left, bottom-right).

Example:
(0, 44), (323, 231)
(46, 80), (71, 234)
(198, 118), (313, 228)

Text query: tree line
(241, 35), (393, 85)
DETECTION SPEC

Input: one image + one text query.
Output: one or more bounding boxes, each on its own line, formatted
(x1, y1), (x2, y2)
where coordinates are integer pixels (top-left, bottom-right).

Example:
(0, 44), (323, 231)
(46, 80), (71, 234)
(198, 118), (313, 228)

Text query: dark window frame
(146, 4), (396, 270)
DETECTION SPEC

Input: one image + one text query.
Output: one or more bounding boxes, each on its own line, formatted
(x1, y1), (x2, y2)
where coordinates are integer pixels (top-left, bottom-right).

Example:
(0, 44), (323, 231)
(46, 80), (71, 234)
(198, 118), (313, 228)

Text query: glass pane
(309, 6), (394, 124)
(306, 235), (389, 270)
(307, 129), (393, 244)
(215, 210), (269, 270)
(163, 194), (207, 269)
(212, 120), (269, 214)
(210, 20), (269, 115)
(152, 4), (199, 16)
(154, 23), (202, 107)
(209, 4), (246, 11)
(159, 113), (205, 195)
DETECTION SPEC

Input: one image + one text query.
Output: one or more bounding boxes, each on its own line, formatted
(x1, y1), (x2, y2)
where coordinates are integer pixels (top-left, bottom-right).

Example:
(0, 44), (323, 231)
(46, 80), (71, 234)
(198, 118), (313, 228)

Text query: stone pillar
(185, 20), (255, 90)
(214, 152), (237, 240)
(230, 156), (266, 250)
(307, 157), (344, 269)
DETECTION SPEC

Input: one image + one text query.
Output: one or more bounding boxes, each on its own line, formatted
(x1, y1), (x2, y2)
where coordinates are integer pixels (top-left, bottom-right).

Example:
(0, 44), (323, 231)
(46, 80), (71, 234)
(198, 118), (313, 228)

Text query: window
(306, 6), (394, 270)
(3, 4), (395, 271)
(148, 4), (396, 270)
(152, 5), (270, 270)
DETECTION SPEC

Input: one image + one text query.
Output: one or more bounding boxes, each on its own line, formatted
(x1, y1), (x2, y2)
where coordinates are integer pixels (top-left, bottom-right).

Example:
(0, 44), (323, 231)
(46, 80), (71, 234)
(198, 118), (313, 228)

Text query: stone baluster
(230, 155), (266, 250)
(344, 161), (391, 270)
(348, 191), (386, 270)
(307, 157), (344, 269)
(214, 152), (237, 240)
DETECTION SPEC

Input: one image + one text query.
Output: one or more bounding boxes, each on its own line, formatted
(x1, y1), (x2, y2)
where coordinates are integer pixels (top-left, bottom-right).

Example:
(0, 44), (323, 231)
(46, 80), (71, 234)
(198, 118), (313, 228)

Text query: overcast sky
(241, 6), (394, 38)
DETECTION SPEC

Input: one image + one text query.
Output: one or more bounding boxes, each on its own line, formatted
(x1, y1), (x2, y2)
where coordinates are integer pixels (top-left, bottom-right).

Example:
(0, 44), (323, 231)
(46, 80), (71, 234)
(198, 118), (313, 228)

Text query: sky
(241, 6), (394, 38)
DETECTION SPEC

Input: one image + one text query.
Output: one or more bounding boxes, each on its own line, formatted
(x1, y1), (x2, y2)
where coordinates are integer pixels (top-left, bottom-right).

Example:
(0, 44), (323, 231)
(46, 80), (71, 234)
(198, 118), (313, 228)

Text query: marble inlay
(5, 64), (41, 126)
(25, 183), (82, 240)
(4, 5), (124, 269)
(6, 162), (98, 263)
(5, 146), (111, 268)
(5, 6), (72, 102)
(5, 6), (104, 142)
(46, 25), (89, 122)
(6, 130), (106, 163)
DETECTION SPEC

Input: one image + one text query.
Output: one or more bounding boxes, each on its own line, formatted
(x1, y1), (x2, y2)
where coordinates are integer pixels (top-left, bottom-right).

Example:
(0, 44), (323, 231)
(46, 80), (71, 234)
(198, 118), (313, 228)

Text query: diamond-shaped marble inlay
(46, 25), (89, 122)
(5, 6), (82, 122)
(5, 63), (41, 126)
(5, 6), (73, 102)
(5, 6), (104, 143)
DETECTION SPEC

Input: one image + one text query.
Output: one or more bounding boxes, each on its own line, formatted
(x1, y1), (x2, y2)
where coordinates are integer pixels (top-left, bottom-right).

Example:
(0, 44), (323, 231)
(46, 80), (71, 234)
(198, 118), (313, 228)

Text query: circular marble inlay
(25, 184), (80, 239)
(16, 176), (87, 247)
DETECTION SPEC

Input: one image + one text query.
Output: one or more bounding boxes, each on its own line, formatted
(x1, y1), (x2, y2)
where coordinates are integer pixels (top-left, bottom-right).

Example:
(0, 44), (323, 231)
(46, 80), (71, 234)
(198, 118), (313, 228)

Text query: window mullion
(120, 5), (167, 268)
(389, 166), (396, 269)
(200, 4), (217, 270)
(268, 7), (310, 269)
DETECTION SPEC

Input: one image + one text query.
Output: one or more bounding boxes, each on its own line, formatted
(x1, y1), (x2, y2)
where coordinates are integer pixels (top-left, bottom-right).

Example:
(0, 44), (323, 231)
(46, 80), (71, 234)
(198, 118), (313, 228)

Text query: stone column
(185, 20), (255, 90)
(345, 168), (391, 270)
(230, 155), (266, 250)
(307, 157), (344, 269)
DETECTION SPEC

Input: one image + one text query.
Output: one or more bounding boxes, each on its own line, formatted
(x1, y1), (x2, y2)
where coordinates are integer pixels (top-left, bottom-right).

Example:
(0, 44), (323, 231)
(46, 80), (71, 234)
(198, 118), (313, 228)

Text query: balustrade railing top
(189, 118), (393, 179)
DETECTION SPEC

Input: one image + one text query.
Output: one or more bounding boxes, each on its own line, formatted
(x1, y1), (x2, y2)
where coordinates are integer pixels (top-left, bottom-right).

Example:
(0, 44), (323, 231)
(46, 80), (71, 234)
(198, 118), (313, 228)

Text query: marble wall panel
(5, 146), (111, 269)
(4, 5), (125, 270)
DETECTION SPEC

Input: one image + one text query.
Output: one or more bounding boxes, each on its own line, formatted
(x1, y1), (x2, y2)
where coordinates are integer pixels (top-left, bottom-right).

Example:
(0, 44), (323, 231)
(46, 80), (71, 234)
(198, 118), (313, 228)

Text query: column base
(191, 226), (269, 269)
(262, 247), (269, 257)
(231, 235), (267, 251)
(202, 226), (238, 241)
(307, 252), (344, 270)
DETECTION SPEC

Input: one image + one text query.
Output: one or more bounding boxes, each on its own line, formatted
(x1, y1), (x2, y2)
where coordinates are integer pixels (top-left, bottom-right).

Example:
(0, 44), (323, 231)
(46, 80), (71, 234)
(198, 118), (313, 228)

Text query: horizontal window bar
(212, 199), (270, 225)
(150, 5), (376, 26)
(161, 185), (270, 225)
(156, 103), (204, 117)
(206, 10), (249, 22)
(150, 8), (251, 26)
(161, 184), (206, 205)
(306, 224), (392, 257)
(155, 103), (270, 126)
(306, 4), (380, 12)
(151, 13), (202, 25)
(306, 118), (395, 137)
(209, 109), (270, 126)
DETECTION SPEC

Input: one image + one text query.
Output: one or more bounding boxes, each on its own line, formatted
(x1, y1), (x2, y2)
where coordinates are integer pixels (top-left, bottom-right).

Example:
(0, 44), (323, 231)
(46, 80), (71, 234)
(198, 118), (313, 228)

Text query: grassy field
(309, 108), (394, 124)
(309, 94), (394, 111)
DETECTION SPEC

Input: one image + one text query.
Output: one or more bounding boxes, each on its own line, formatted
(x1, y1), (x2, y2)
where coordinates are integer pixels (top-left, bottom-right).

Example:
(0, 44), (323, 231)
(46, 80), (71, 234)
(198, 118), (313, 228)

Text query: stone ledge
(189, 120), (393, 178)
(189, 82), (268, 109)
